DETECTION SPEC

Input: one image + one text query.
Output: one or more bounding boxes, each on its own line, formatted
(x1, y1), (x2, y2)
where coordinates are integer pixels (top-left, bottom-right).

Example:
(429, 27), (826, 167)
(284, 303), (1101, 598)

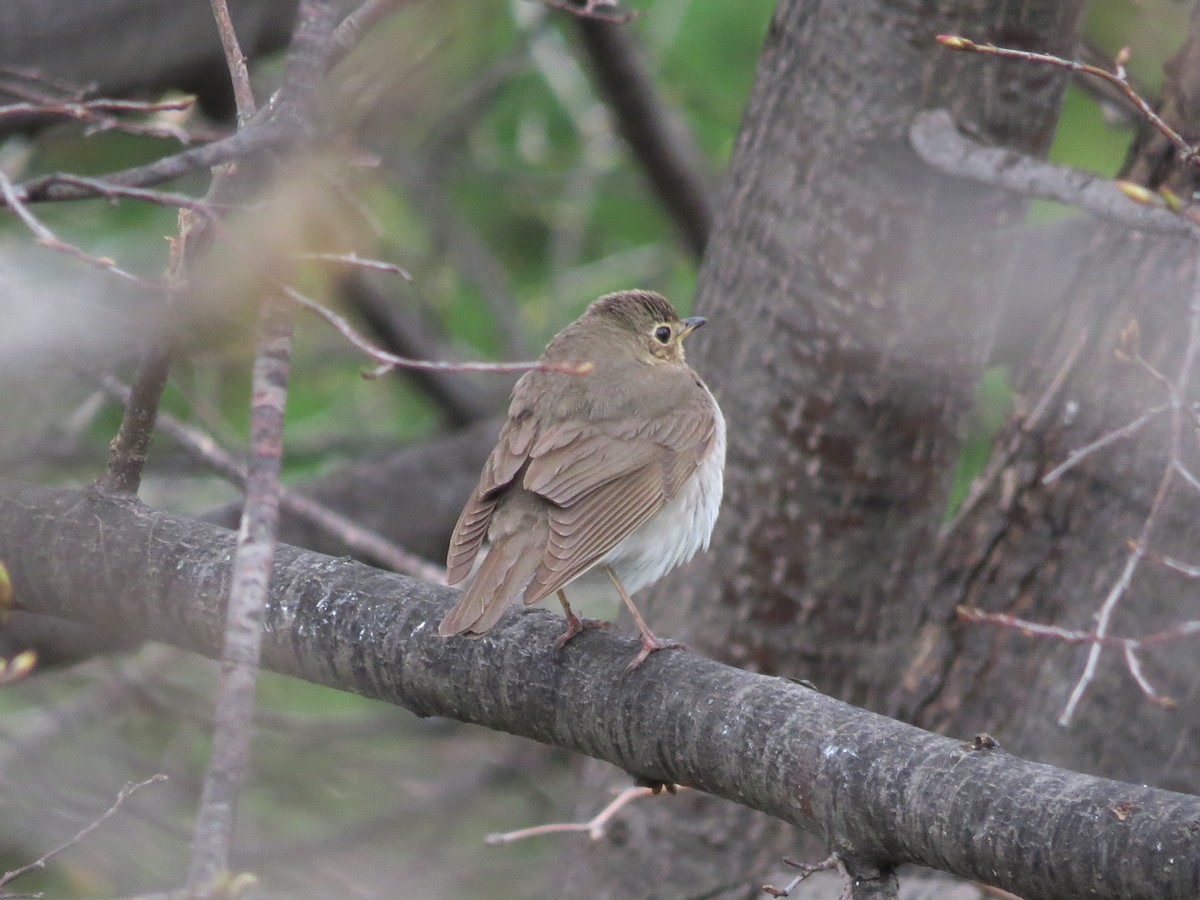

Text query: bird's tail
(438, 539), (539, 637)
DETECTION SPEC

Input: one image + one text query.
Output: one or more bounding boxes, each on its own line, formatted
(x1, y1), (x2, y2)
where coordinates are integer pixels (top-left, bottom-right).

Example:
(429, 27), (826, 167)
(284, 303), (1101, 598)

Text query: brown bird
(439, 290), (726, 671)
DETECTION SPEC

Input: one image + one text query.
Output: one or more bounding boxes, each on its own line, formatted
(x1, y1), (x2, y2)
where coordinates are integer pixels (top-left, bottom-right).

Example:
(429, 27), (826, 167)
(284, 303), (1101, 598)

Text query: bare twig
(187, 0), (344, 884)
(100, 352), (173, 495)
(1058, 263), (1200, 724)
(37, 174), (221, 215)
(0, 169), (153, 285)
(98, 375), (446, 583)
(15, 119), (290, 204)
(938, 37), (1198, 169)
(1147, 545), (1200, 578)
(285, 287), (594, 376)
(0, 774), (167, 890)
(763, 854), (852, 899)
(296, 251), (412, 279)
(185, 295), (295, 892)
(336, 273), (501, 425)
(485, 785), (682, 844)
(210, 0), (257, 125)
(573, 16), (713, 258)
(1040, 404), (1167, 485)
(0, 94), (197, 142)
(958, 605), (1194, 709)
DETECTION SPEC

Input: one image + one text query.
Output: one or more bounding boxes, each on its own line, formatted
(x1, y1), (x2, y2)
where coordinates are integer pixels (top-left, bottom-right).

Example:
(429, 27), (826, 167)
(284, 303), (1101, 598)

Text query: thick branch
(2, 480), (1197, 900)
(911, 110), (1188, 234)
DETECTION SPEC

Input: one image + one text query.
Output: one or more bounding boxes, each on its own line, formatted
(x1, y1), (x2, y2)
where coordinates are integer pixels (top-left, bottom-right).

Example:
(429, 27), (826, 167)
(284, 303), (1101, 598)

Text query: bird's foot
(624, 633), (687, 673)
(553, 612), (612, 651)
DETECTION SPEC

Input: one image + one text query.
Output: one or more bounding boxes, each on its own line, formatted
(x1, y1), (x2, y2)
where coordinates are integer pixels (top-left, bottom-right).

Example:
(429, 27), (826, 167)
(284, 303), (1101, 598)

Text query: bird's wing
(520, 391), (717, 606)
(444, 413), (537, 585)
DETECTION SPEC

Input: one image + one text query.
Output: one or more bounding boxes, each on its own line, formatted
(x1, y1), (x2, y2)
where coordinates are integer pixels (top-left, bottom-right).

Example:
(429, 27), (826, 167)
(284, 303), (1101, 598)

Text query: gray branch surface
(911, 109), (1188, 234)
(2, 480), (1198, 900)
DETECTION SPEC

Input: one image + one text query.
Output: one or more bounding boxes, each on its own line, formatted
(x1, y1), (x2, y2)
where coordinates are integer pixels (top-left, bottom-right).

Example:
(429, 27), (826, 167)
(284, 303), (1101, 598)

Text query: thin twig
(1147, 545), (1200, 578)
(40, 174), (220, 215)
(296, 251), (412, 279)
(1059, 251), (1200, 725)
(100, 352), (173, 495)
(187, 0), (344, 883)
(938, 37), (1198, 169)
(0, 169), (153, 285)
(185, 295), (295, 892)
(485, 785), (681, 844)
(573, 15), (713, 258)
(0, 775), (167, 889)
(98, 376), (446, 583)
(1122, 643), (1175, 708)
(210, 0), (257, 125)
(1040, 404), (1167, 485)
(763, 854), (851, 899)
(0, 94), (197, 142)
(284, 287), (593, 376)
(14, 119), (289, 204)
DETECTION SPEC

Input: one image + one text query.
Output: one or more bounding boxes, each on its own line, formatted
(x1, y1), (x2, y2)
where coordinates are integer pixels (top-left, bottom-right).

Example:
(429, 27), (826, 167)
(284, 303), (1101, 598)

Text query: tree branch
(2, 480), (1197, 900)
(911, 110), (1188, 234)
(185, 294), (294, 892)
(572, 18), (714, 259)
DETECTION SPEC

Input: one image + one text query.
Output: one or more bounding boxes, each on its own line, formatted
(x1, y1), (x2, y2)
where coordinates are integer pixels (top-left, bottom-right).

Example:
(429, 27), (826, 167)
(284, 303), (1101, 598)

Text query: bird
(438, 289), (725, 671)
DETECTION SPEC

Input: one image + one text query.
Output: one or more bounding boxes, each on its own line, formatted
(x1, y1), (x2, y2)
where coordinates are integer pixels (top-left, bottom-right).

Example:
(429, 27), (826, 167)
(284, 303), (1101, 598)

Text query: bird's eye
(653, 325), (672, 344)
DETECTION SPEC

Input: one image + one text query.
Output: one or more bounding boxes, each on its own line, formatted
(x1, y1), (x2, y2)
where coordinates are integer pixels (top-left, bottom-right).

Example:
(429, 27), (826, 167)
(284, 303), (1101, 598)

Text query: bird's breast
(602, 395), (726, 593)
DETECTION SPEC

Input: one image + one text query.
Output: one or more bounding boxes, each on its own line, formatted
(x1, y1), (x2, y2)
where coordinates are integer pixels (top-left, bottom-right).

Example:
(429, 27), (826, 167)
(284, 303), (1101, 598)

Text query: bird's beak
(679, 316), (707, 340)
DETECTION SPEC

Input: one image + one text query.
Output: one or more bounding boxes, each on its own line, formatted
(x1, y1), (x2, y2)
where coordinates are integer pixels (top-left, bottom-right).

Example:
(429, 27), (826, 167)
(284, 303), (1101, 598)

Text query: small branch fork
(937, 37), (1199, 170)
(0, 66), (198, 143)
(0, 169), (152, 285)
(0, 775), (167, 891)
(935, 36), (1200, 724)
(485, 785), (683, 845)
(763, 854), (852, 900)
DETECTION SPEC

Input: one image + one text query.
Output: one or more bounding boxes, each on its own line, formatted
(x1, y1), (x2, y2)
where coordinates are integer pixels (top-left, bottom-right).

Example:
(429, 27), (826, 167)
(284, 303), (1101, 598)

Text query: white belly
(599, 398), (726, 593)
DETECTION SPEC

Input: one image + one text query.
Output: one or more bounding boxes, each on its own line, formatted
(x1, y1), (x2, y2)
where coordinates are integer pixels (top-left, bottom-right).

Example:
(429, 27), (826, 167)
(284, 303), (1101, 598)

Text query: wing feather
(445, 413), (537, 585)
(521, 463), (665, 606)
(516, 389), (717, 606)
(445, 366), (718, 629)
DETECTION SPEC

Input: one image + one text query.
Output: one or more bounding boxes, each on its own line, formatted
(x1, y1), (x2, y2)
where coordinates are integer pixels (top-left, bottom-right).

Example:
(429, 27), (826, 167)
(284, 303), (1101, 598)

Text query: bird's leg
(603, 566), (686, 672)
(553, 589), (612, 651)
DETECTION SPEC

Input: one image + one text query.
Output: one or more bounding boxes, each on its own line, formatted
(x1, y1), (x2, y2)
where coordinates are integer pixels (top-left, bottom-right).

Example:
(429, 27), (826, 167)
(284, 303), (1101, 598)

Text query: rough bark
(556, 0), (1088, 895)
(1, 479), (1198, 900)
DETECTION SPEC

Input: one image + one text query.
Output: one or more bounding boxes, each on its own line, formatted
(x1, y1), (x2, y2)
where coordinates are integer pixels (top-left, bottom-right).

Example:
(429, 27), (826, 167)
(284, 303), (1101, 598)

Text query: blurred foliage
(0, 0), (1190, 896)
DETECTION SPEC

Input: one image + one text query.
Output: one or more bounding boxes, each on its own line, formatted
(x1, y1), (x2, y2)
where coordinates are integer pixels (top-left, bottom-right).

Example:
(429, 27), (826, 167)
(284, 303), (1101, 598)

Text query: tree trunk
(900, 9), (1200, 793)
(554, 0), (1087, 896)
